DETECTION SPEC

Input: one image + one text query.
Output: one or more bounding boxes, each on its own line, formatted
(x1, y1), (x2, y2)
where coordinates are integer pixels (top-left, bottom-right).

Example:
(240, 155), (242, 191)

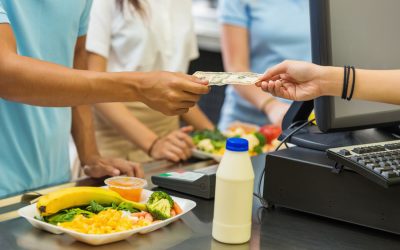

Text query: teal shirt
(0, 0), (92, 197)
(217, 0), (312, 130)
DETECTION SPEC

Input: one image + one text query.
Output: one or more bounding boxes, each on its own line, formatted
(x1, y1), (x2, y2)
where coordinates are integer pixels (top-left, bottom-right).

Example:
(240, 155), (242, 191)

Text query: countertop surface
(1, 155), (400, 250)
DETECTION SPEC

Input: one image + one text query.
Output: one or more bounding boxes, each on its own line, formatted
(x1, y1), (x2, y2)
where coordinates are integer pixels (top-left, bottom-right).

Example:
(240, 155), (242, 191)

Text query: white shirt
(86, 0), (199, 73)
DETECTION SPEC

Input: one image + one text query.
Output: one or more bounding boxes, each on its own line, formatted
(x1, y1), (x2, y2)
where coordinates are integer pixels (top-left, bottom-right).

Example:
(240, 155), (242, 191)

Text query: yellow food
(37, 186), (147, 216)
(59, 209), (137, 234)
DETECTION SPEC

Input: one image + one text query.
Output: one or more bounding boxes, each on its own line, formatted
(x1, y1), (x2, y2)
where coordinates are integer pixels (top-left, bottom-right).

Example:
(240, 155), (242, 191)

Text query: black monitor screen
(310, 0), (400, 132)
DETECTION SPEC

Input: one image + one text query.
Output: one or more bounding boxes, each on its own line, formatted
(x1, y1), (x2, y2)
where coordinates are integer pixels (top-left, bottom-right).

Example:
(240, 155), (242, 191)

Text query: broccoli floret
(147, 199), (172, 220)
(146, 191), (175, 220)
(147, 191), (174, 207)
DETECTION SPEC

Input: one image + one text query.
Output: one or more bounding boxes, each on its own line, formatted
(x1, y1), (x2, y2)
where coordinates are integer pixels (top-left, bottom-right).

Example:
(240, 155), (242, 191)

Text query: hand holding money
(193, 71), (262, 86)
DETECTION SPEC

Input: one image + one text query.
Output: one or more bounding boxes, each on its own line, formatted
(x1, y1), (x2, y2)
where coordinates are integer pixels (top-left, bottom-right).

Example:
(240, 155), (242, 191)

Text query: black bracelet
(341, 66), (350, 99)
(346, 66), (356, 101)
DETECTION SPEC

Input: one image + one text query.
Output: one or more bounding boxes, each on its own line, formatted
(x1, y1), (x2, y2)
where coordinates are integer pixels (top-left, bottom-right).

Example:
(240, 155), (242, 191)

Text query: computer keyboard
(327, 140), (400, 187)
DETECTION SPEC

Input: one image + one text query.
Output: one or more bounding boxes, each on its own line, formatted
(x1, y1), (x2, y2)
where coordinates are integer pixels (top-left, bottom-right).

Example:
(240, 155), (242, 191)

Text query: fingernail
(113, 169), (120, 175)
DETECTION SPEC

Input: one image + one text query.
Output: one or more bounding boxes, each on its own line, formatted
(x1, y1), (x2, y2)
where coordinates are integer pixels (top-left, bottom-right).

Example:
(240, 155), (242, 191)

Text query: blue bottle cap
(226, 138), (248, 152)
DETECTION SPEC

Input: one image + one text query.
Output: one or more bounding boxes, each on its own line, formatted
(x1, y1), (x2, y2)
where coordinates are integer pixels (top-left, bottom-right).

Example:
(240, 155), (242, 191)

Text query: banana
(37, 186), (147, 216)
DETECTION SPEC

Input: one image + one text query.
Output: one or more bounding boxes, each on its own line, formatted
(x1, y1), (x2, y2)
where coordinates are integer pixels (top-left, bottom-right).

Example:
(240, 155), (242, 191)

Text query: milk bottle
(212, 138), (254, 244)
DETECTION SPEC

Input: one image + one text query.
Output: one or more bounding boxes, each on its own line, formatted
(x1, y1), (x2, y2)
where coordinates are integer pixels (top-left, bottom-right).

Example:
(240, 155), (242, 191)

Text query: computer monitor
(310, 0), (400, 132)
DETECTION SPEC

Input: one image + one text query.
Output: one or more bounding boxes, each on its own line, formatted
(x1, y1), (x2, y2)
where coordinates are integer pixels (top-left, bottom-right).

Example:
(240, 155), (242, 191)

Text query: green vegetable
(86, 200), (106, 213)
(117, 202), (140, 213)
(44, 208), (94, 225)
(254, 132), (266, 147)
(147, 199), (172, 220)
(211, 140), (225, 151)
(86, 200), (140, 213)
(40, 199), (144, 225)
(34, 215), (44, 222)
(192, 129), (226, 144)
(147, 191), (174, 207)
(146, 191), (174, 220)
(253, 145), (263, 154)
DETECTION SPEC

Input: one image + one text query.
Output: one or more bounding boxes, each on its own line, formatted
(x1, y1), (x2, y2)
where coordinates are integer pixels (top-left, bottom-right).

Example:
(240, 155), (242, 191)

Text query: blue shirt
(0, 0), (92, 198)
(217, 0), (312, 130)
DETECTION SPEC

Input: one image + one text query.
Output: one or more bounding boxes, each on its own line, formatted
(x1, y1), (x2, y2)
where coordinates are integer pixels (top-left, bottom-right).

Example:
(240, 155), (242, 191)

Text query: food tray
(18, 189), (196, 245)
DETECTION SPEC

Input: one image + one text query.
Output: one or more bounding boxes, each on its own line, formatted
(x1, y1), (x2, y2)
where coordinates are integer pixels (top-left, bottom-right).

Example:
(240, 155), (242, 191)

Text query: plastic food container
(104, 177), (147, 202)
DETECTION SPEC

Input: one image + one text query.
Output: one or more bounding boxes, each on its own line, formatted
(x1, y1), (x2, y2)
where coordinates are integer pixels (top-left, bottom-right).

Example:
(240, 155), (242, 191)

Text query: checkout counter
(1, 155), (399, 250)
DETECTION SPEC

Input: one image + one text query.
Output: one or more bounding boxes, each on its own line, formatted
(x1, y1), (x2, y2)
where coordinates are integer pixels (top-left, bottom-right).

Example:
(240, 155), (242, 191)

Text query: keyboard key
(366, 163), (378, 169)
(392, 165), (400, 170)
(379, 162), (390, 168)
(382, 171), (398, 178)
(351, 156), (361, 162)
(377, 157), (385, 161)
(385, 143), (400, 150)
(339, 149), (351, 156)
(381, 166), (393, 172)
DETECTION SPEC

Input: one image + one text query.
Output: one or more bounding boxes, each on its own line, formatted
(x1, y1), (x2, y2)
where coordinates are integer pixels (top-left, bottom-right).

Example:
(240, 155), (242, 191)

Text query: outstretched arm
(0, 24), (208, 114)
(257, 60), (400, 105)
(0, 24), (134, 106)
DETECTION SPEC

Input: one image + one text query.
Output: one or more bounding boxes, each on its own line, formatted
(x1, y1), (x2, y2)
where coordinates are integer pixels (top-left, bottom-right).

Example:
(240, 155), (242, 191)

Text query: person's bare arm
(221, 24), (289, 125)
(180, 105), (214, 130)
(71, 37), (144, 178)
(258, 60), (400, 105)
(0, 24), (208, 114)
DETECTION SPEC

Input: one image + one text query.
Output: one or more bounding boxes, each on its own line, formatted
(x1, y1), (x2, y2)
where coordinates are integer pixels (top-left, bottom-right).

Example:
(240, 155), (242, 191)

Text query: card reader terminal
(151, 164), (218, 199)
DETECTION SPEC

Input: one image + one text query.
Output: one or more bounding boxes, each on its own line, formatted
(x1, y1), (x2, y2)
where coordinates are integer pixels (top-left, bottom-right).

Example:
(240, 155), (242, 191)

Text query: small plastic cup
(104, 176), (147, 202)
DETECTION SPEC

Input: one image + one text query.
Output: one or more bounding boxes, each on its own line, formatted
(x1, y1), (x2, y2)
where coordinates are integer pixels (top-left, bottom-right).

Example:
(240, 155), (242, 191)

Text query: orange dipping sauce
(104, 177), (147, 202)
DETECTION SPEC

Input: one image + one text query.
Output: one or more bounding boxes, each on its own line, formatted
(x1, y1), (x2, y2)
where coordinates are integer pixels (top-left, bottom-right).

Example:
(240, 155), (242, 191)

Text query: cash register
(263, 0), (400, 235)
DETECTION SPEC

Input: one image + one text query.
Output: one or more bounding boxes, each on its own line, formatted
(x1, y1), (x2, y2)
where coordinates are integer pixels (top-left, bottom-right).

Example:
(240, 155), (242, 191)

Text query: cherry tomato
(259, 125), (282, 143)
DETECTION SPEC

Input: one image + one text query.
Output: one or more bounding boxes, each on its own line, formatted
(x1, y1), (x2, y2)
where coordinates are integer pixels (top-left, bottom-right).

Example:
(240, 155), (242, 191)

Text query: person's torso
(220, 0), (312, 129)
(95, 0), (197, 160)
(0, 0), (91, 197)
(107, 0), (198, 73)
(246, 0), (312, 73)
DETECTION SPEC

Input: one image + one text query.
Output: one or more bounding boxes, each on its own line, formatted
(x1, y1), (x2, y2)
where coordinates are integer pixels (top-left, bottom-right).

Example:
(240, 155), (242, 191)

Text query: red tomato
(259, 125), (282, 143)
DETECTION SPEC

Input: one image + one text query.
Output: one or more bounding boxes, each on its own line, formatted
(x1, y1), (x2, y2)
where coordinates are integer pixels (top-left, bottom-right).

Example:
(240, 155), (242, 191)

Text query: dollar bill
(193, 71), (262, 86)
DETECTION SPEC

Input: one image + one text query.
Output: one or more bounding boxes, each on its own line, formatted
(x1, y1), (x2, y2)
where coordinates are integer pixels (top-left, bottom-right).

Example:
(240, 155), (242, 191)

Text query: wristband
(346, 66), (356, 101)
(341, 65), (350, 99)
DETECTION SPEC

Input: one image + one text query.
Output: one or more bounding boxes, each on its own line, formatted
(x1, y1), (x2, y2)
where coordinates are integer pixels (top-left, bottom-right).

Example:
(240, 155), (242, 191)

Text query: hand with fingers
(135, 72), (210, 116)
(256, 60), (325, 101)
(149, 126), (195, 162)
(83, 155), (144, 178)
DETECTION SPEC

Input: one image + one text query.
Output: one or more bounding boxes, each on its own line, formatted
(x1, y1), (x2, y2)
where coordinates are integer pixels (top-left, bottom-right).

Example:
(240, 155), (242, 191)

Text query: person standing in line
(0, 0), (208, 198)
(86, 0), (214, 163)
(217, 0), (312, 131)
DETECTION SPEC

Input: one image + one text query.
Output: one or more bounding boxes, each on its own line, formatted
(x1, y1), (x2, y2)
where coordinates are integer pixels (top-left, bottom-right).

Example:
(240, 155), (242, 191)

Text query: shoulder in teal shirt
(0, 0), (92, 198)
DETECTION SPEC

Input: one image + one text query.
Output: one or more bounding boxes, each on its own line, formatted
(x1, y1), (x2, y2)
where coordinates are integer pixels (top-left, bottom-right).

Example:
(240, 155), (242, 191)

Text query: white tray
(192, 148), (222, 162)
(18, 189), (196, 245)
